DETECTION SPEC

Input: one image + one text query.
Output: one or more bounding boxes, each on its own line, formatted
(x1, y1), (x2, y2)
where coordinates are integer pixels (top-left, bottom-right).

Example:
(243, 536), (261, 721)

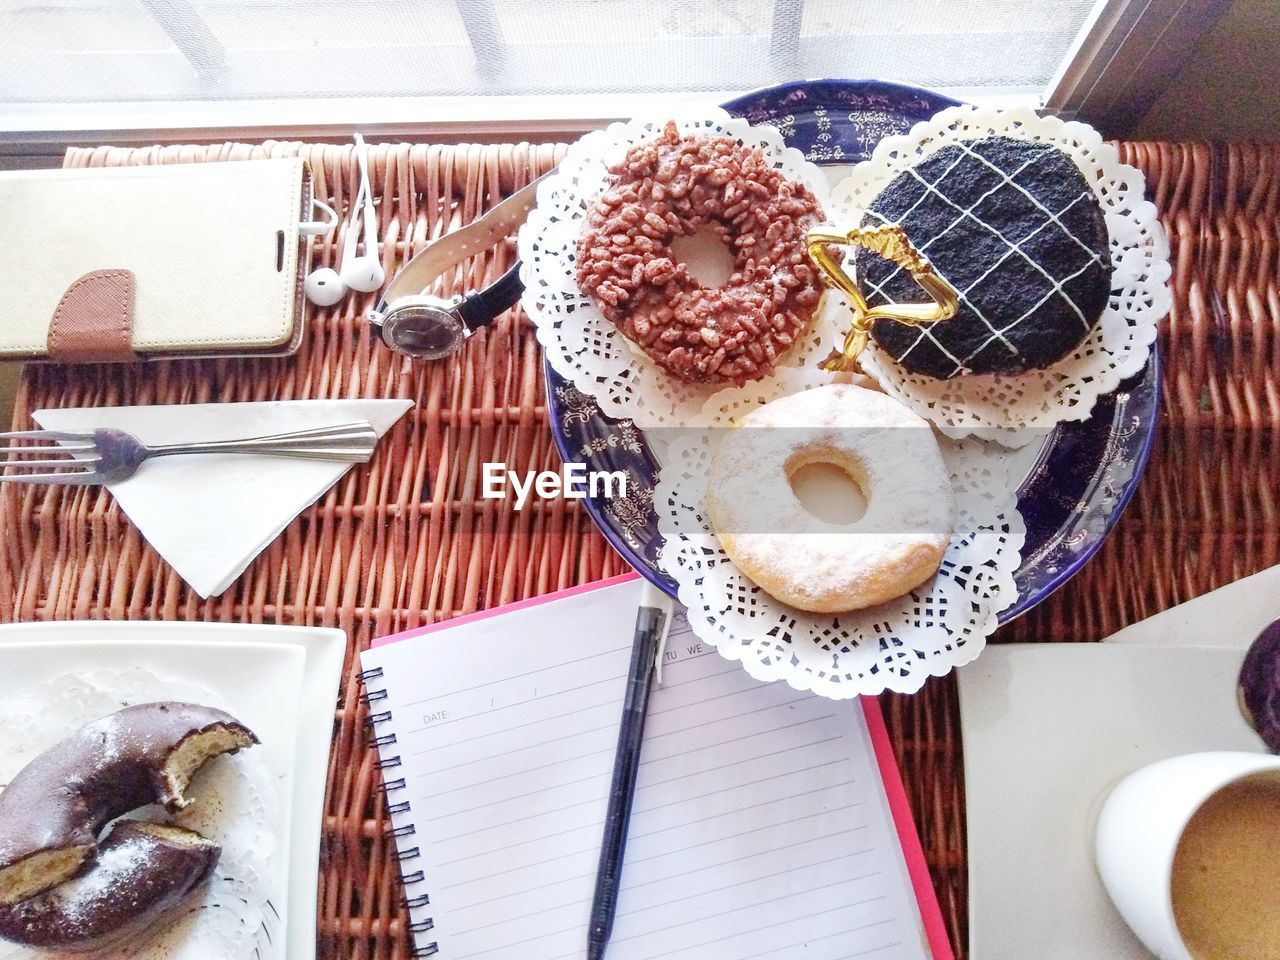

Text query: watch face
(380, 303), (466, 360)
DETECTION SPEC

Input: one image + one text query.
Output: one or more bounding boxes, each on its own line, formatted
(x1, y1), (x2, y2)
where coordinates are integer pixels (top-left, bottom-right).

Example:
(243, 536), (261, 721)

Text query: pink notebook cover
(370, 572), (954, 960)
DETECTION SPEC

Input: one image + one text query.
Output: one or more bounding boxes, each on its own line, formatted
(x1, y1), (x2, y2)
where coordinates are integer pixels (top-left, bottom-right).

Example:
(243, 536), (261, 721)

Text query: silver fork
(0, 421), (380, 486)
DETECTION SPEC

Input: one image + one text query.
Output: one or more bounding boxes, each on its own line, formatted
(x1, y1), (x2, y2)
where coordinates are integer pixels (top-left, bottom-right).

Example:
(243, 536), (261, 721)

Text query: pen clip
(640, 581), (675, 684)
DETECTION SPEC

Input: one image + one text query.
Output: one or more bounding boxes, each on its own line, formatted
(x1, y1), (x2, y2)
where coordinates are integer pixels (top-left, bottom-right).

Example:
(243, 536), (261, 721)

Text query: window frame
(1046, 0), (1232, 134)
(0, 0), (1233, 144)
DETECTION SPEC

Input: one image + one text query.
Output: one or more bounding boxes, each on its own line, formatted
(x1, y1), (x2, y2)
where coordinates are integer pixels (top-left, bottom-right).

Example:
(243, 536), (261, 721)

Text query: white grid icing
(860, 140), (1108, 373)
(831, 105), (1171, 447)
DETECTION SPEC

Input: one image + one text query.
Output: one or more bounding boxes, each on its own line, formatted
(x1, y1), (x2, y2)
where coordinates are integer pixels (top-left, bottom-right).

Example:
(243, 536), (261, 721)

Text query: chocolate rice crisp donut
(576, 121), (825, 386)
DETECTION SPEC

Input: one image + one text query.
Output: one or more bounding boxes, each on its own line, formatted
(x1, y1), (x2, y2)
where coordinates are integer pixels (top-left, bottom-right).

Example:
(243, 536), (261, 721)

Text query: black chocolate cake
(857, 136), (1113, 379)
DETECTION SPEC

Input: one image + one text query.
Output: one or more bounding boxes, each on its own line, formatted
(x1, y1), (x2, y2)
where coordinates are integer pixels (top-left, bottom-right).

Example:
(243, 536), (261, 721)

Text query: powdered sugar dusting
(50, 837), (150, 933)
(707, 383), (955, 612)
(87, 715), (126, 767)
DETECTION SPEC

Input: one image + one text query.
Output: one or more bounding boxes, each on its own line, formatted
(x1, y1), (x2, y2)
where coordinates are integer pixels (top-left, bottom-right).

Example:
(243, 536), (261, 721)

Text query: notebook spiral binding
(359, 665), (439, 958)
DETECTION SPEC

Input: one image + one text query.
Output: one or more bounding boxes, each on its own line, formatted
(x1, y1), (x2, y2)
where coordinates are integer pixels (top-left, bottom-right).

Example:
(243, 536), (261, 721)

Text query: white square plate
(0, 622), (345, 960)
(958, 643), (1262, 959)
(1104, 564), (1280, 649)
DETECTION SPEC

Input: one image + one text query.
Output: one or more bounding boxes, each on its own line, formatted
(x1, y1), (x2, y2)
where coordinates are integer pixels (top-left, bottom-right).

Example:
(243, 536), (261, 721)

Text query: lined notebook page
(362, 577), (936, 960)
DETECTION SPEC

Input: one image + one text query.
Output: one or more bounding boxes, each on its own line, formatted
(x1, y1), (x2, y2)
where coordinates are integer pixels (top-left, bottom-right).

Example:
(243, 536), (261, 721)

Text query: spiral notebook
(360, 573), (951, 960)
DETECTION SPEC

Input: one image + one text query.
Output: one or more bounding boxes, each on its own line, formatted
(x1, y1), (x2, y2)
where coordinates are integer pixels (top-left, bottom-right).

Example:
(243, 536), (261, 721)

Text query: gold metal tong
(806, 223), (960, 372)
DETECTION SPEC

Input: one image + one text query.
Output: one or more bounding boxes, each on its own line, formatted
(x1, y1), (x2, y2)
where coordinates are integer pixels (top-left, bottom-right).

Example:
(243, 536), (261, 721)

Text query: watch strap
(380, 173), (545, 310)
(456, 260), (524, 330)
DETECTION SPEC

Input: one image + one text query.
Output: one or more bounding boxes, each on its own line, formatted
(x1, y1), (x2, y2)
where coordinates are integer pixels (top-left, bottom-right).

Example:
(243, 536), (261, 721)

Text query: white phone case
(0, 157), (312, 360)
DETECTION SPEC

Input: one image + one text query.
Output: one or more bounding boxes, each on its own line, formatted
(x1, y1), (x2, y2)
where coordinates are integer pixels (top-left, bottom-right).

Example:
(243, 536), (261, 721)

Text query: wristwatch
(368, 174), (545, 360)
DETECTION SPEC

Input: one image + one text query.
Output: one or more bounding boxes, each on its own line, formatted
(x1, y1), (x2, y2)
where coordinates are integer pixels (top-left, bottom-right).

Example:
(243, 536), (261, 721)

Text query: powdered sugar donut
(707, 384), (954, 613)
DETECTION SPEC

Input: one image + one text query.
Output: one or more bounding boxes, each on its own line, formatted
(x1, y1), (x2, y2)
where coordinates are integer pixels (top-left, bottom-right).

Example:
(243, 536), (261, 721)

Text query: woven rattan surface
(1, 138), (1277, 959)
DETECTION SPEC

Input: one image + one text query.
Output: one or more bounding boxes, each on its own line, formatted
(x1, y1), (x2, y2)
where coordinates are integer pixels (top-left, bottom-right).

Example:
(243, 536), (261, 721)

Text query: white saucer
(0, 622), (345, 960)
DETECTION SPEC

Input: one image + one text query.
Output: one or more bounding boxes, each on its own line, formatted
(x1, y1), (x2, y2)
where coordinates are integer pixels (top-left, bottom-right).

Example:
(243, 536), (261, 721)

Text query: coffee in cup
(1097, 751), (1280, 960)
(1169, 770), (1280, 960)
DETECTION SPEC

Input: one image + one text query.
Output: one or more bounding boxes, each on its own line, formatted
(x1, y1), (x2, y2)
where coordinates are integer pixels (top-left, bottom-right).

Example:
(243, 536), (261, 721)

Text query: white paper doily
(830, 104), (1171, 447)
(519, 107), (845, 429)
(654, 369), (1026, 698)
(0, 671), (280, 960)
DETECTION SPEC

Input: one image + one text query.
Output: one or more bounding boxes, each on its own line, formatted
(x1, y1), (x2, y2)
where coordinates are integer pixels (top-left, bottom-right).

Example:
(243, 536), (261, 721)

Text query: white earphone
(304, 134), (384, 307)
(299, 199), (338, 237)
(303, 262), (346, 306)
(340, 135), (385, 293)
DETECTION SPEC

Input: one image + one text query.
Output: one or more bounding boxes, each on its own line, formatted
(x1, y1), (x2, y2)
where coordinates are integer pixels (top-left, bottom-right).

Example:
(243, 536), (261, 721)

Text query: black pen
(587, 581), (673, 960)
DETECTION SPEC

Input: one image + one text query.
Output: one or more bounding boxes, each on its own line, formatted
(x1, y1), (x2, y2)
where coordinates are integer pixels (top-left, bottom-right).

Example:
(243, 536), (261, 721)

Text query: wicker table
(1, 138), (1277, 959)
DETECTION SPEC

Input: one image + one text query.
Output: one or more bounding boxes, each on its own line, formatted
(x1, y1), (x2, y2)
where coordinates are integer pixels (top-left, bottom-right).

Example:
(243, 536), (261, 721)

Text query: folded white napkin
(33, 399), (413, 598)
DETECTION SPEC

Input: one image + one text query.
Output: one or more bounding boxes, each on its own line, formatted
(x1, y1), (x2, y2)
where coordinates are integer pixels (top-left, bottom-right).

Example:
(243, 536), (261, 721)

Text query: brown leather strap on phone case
(46, 269), (137, 363)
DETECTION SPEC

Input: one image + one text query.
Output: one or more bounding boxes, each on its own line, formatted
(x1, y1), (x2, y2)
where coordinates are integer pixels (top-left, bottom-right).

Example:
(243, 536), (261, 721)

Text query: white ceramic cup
(1095, 751), (1280, 960)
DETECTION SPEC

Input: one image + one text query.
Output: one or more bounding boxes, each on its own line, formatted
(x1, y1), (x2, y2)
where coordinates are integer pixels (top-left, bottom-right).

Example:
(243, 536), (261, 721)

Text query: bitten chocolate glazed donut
(0, 701), (258, 951)
(576, 121), (825, 386)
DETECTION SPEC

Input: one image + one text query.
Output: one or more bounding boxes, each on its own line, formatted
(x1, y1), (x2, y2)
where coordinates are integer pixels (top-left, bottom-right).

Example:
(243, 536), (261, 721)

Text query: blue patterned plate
(544, 79), (1160, 623)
